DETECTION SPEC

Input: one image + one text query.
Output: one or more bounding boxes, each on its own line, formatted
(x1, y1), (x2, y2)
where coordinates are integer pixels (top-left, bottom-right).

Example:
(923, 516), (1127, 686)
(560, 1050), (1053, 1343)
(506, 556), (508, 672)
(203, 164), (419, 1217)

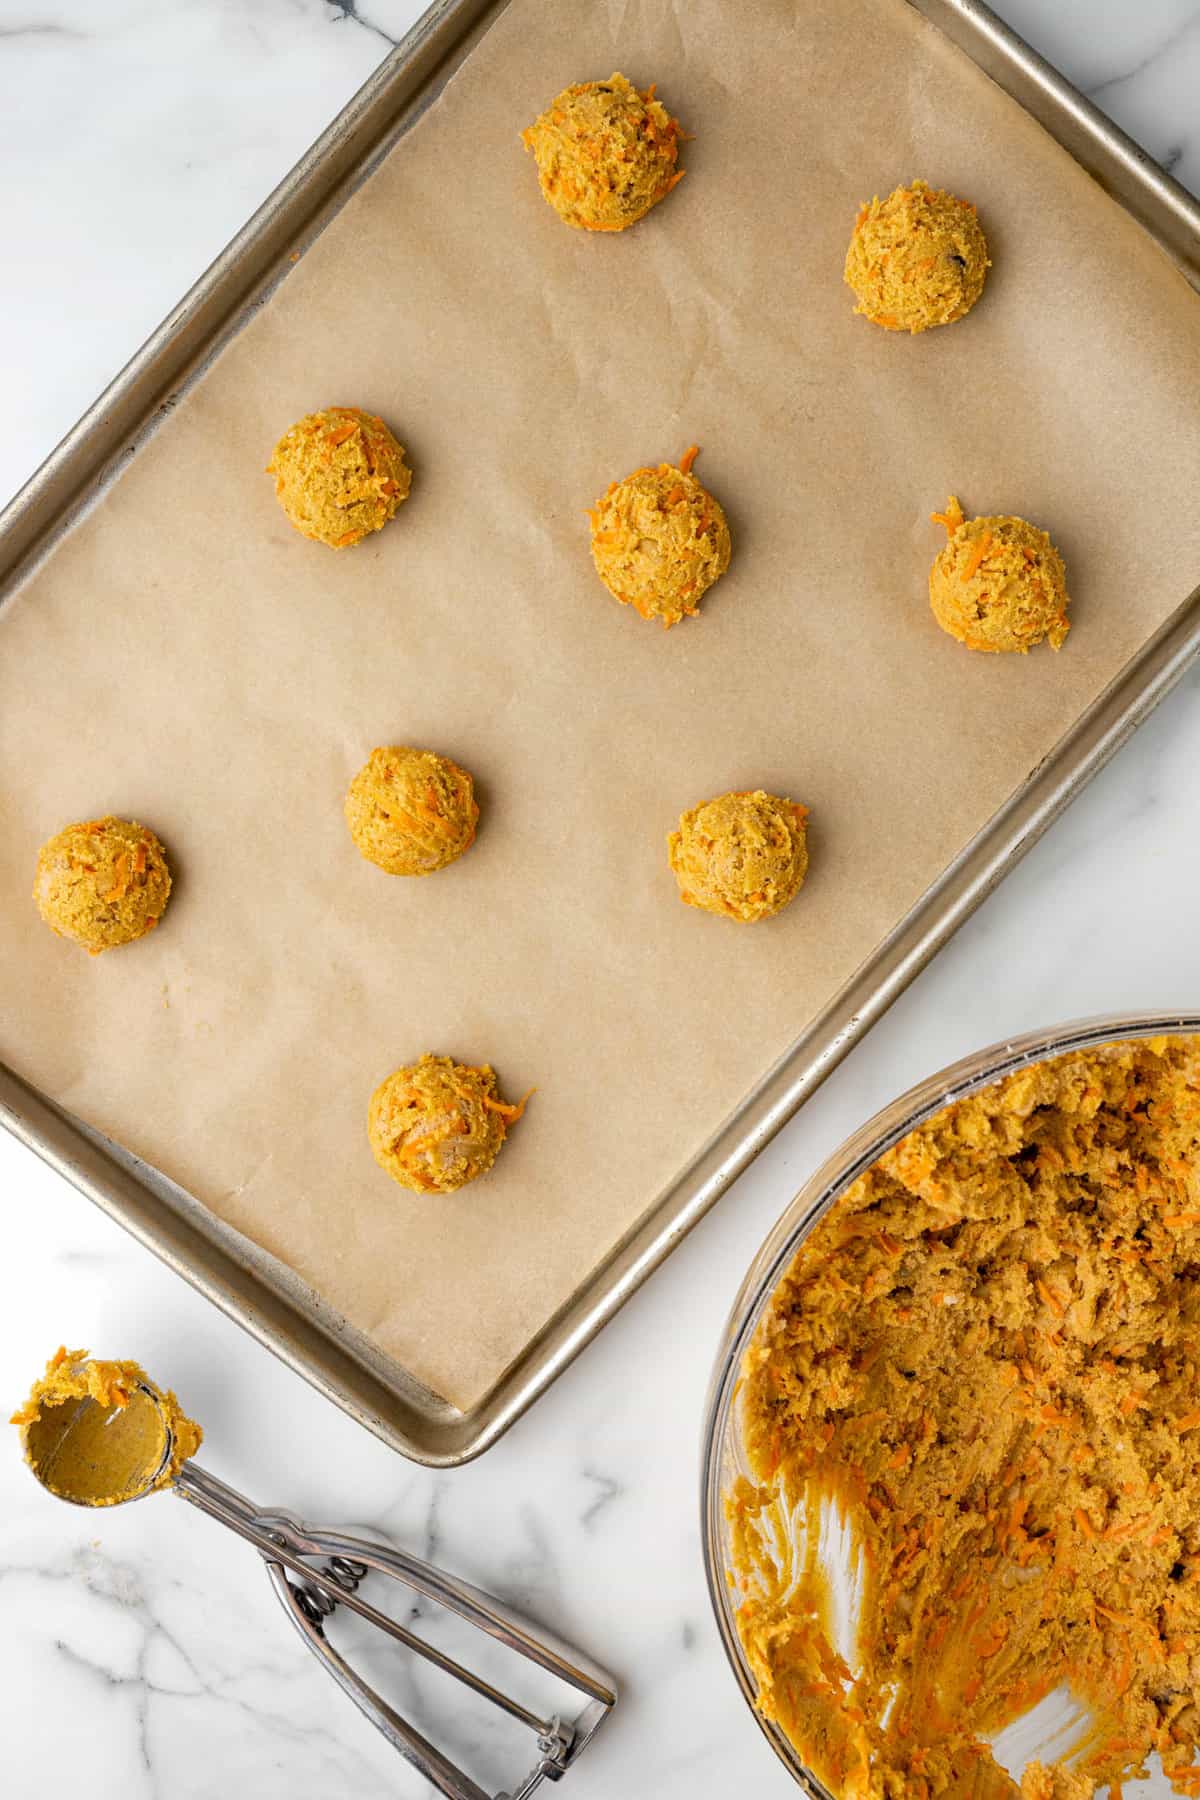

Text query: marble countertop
(2, 3), (1199, 1795)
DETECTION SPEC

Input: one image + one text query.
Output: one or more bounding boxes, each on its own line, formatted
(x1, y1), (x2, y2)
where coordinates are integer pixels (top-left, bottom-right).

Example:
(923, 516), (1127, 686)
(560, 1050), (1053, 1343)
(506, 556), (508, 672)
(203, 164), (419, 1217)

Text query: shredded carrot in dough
(931, 496), (966, 537)
(103, 853), (130, 902)
(483, 1087), (536, 1123)
(961, 528), (993, 581)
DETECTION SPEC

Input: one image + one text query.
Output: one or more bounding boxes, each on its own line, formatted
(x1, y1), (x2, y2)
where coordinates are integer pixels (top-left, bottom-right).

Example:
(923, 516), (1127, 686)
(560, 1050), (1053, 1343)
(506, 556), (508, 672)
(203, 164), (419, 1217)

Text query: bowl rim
(699, 1010), (1200, 1794)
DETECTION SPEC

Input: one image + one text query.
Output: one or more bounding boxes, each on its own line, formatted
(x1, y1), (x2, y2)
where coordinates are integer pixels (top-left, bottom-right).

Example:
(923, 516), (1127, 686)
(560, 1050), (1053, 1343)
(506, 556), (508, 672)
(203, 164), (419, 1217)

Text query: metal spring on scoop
(292, 1555), (369, 1627)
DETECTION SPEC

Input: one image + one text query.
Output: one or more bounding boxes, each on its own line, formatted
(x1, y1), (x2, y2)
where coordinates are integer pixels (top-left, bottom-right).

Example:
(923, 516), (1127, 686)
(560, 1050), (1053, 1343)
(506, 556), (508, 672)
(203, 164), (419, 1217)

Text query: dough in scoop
(267, 406), (411, 548)
(34, 816), (172, 954)
(521, 72), (685, 232)
(668, 790), (809, 923)
(844, 179), (988, 333)
(589, 446), (731, 629)
(368, 1054), (530, 1194)
(345, 746), (478, 876)
(930, 495), (1070, 653)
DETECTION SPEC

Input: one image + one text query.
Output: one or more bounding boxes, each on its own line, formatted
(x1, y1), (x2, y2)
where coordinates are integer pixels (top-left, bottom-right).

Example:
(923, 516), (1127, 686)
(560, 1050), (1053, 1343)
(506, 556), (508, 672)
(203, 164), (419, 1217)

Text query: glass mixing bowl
(700, 1013), (1200, 1798)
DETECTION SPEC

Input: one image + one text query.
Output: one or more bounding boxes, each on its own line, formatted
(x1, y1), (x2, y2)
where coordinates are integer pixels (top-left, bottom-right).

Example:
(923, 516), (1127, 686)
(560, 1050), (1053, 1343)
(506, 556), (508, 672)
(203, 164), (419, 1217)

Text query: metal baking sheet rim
(2, 0), (1199, 1466)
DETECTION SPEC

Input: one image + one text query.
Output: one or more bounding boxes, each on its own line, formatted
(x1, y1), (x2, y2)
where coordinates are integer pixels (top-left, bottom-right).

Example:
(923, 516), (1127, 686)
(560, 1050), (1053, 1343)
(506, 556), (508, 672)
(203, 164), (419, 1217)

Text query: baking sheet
(3, 0), (1200, 1412)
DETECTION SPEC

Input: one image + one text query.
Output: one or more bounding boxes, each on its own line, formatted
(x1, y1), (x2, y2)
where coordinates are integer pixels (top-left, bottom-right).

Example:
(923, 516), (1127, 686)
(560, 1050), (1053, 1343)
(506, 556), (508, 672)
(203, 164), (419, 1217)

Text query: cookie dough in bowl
(521, 72), (686, 232)
(590, 446), (731, 629)
(267, 406), (411, 548)
(845, 179), (989, 333)
(669, 789), (809, 922)
(34, 815), (172, 954)
(368, 1054), (531, 1194)
(345, 746), (478, 876)
(702, 1018), (1200, 1800)
(930, 494), (1070, 653)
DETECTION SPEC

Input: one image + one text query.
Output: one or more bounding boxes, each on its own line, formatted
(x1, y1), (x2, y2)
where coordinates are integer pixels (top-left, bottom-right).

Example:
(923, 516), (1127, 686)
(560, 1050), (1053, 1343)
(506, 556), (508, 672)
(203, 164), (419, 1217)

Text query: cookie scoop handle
(172, 1461), (616, 1799)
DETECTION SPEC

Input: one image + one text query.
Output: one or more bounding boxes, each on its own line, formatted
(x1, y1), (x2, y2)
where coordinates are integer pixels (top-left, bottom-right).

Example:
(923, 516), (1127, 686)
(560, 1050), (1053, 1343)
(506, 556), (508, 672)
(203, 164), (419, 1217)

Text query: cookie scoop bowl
(701, 1013), (1200, 1799)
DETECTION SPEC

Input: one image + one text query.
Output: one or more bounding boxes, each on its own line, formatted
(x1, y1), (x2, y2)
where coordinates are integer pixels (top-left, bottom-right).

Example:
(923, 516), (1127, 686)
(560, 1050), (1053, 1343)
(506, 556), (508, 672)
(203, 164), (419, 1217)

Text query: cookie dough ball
(929, 495), (1070, 653)
(34, 816), (172, 954)
(345, 746), (478, 877)
(589, 446), (731, 629)
(368, 1053), (530, 1194)
(267, 406), (411, 549)
(521, 72), (685, 232)
(668, 790), (809, 923)
(844, 179), (989, 333)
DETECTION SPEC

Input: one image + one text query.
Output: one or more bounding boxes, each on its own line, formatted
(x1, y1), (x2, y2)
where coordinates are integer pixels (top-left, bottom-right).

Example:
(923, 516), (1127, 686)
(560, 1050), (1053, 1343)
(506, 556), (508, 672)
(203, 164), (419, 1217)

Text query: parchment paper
(4, 0), (1200, 1412)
